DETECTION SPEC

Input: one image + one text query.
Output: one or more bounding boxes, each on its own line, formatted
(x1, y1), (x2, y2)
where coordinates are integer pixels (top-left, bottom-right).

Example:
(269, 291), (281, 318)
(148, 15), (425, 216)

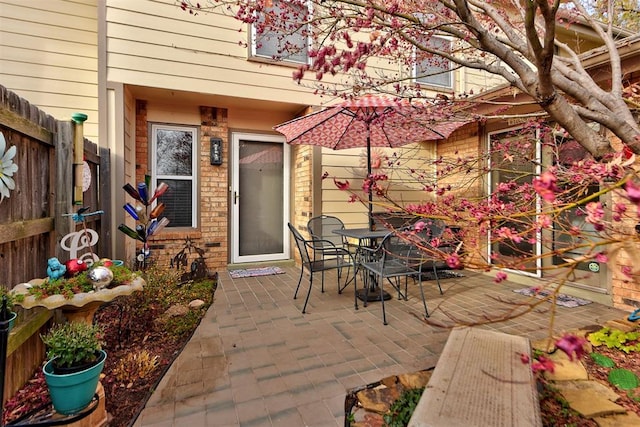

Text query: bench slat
(409, 327), (541, 427)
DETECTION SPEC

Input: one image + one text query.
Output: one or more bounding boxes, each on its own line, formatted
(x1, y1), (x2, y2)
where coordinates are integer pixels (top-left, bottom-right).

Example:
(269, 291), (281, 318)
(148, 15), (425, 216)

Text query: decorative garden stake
(61, 207), (104, 265)
(71, 113), (88, 206)
(120, 175), (170, 269)
(0, 131), (18, 203)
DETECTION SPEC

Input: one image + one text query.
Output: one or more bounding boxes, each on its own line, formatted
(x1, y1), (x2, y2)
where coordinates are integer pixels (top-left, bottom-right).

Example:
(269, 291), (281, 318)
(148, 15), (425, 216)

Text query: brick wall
(290, 145), (314, 264)
(609, 167), (640, 311)
(132, 102), (229, 273)
(436, 125), (486, 268)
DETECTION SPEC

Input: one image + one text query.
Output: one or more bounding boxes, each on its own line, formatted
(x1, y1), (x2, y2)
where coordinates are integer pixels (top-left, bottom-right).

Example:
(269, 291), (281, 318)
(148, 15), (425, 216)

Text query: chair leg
(417, 273), (429, 319)
(338, 259), (353, 294)
(293, 266), (304, 300)
(353, 268), (359, 310)
(433, 265), (443, 294)
(380, 274), (388, 325)
(302, 272), (313, 314)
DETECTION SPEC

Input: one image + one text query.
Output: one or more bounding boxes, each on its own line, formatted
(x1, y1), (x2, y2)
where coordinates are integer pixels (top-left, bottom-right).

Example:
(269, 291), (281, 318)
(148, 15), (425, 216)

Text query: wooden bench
(409, 327), (542, 426)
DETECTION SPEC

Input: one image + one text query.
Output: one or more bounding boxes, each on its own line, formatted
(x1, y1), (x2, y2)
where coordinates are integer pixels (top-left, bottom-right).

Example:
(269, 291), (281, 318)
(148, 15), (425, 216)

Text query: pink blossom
(531, 355), (555, 373)
(445, 253), (462, 269)
(625, 180), (640, 217)
(496, 227), (522, 243)
(520, 353), (530, 364)
(594, 253), (607, 263)
(621, 265), (633, 278)
(585, 202), (605, 231)
(292, 68), (305, 83)
(494, 272), (508, 283)
(613, 203), (627, 221)
(555, 334), (587, 361)
(496, 182), (514, 193)
(537, 214), (551, 229)
(625, 180), (640, 203)
(362, 178), (372, 193)
(532, 170), (558, 203)
(334, 178), (350, 190)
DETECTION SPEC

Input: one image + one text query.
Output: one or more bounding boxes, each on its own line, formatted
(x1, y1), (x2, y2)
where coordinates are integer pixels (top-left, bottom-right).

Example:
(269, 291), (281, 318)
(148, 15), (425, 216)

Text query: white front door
(231, 133), (290, 263)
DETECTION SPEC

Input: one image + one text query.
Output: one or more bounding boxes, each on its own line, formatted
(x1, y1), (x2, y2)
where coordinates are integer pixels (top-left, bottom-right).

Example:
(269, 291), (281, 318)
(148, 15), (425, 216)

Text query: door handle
(234, 191), (239, 205)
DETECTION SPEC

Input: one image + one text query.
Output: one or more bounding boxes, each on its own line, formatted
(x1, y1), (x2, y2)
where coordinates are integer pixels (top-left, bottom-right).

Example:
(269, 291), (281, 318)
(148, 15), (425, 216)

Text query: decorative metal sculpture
(0, 131), (18, 203)
(170, 237), (208, 284)
(119, 175), (170, 270)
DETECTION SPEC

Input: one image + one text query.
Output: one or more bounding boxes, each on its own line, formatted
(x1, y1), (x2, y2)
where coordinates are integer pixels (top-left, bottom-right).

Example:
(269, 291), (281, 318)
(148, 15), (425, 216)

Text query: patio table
(333, 228), (392, 302)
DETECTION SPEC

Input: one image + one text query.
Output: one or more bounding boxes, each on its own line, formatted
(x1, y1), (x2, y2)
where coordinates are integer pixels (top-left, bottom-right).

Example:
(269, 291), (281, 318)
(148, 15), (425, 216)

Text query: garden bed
(2, 268), (217, 427)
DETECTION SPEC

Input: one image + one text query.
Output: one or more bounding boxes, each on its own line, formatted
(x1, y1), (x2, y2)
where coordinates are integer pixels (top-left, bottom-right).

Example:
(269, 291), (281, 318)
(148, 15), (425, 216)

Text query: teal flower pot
(43, 350), (106, 415)
(7, 311), (17, 331)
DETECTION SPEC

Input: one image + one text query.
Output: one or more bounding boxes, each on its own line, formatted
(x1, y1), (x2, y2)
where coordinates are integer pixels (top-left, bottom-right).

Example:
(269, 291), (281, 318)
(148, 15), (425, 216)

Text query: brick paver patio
(133, 267), (629, 427)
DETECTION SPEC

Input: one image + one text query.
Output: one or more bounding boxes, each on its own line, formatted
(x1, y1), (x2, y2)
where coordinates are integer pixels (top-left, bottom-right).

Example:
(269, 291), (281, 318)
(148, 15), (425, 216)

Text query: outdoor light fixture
(210, 137), (223, 165)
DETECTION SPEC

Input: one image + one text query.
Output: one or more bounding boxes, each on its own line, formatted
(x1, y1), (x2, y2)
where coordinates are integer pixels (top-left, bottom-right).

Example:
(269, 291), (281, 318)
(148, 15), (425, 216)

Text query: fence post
(99, 146), (112, 258)
(55, 121), (74, 260)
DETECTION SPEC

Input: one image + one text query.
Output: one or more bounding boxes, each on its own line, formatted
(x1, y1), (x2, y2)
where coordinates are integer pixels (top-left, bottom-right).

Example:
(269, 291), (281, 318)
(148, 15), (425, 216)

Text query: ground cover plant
(347, 326), (640, 427)
(2, 266), (216, 427)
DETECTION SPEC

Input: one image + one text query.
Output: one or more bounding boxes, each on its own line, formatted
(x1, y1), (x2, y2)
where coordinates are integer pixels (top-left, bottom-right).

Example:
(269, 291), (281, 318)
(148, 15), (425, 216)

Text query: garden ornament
(88, 266), (114, 291)
(629, 308), (640, 322)
(61, 207), (104, 264)
(65, 258), (88, 277)
(0, 131), (18, 203)
(46, 257), (66, 280)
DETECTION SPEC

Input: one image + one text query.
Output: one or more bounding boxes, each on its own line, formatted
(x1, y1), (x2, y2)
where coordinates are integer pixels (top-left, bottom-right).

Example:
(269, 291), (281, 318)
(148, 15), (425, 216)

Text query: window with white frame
(151, 124), (198, 228)
(414, 36), (453, 89)
(251, 0), (309, 64)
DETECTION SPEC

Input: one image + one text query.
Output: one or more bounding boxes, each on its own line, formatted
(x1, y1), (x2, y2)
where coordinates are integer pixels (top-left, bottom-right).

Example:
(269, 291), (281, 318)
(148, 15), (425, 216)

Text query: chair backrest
(376, 220), (448, 268)
(307, 215), (346, 248)
(411, 219), (449, 269)
(380, 232), (424, 268)
(418, 219), (446, 241)
(372, 212), (420, 230)
(288, 223), (312, 267)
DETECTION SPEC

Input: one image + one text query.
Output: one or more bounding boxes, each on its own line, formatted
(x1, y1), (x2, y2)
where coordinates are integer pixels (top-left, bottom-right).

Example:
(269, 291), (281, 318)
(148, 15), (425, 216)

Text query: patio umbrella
(274, 94), (469, 229)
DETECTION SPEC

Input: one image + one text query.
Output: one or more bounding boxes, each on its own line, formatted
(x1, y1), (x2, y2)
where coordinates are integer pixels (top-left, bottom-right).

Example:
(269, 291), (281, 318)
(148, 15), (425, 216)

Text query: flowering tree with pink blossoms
(178, 1), (640, 336)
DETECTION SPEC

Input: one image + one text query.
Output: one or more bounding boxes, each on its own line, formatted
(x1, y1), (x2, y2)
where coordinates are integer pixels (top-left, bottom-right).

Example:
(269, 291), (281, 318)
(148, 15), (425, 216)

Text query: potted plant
(41, 321), (107, 415)
(0, 287), (17, 331)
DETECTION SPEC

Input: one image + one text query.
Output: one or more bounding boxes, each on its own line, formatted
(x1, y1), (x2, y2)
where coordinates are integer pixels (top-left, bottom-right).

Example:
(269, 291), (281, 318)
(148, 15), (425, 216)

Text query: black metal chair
(307, 215), (356, 292)
(358, 219), (455, 325)
(359, 230), (428, 325)
(414, 219), (448, 295)
(288, 223), (356, 314)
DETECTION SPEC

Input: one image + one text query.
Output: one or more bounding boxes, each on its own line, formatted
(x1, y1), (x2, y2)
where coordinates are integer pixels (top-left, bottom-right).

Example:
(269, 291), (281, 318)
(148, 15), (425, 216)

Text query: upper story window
(414, 36), (453, 89)
(251, 0), (309, 64)
(151, 124), (198, 228)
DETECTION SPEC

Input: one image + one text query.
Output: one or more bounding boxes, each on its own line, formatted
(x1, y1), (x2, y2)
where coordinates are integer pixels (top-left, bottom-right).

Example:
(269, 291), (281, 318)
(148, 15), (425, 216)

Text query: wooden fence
(0, 85), (111, 402)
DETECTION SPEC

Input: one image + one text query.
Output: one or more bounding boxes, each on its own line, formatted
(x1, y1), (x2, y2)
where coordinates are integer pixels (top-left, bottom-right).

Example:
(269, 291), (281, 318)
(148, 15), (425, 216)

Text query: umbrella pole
(367, 126), (374, 231)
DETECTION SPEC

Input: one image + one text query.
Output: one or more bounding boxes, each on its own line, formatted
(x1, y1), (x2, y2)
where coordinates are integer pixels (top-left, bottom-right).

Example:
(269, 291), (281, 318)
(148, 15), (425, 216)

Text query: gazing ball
(65, 259), (87, 277)
(100, 258), (114, 267)
(88, 266), (114, 291)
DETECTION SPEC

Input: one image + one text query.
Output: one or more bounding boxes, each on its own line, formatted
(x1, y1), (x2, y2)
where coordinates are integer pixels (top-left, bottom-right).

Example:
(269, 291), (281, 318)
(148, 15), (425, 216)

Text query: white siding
(321, 143), (437, 228)
(0, 0), (99, 141)
(105, 0), (318, 105)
